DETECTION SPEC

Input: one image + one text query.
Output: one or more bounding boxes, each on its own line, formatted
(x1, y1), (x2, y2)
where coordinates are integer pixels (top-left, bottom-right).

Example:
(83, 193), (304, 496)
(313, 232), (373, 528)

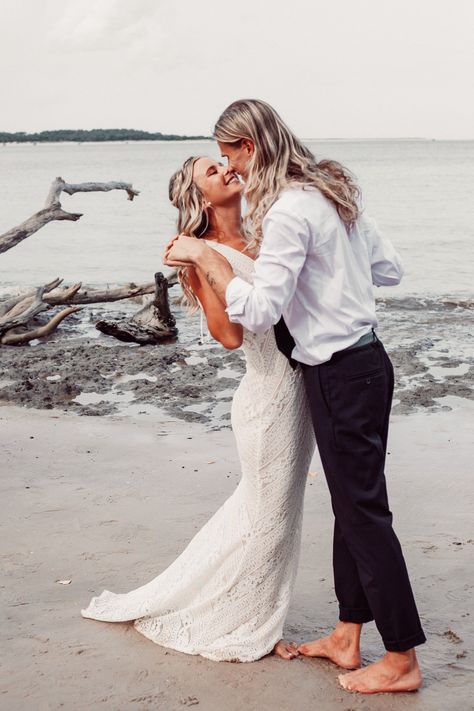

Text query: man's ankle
(384, 649), (417, 671)
(334, 621), (363, 643)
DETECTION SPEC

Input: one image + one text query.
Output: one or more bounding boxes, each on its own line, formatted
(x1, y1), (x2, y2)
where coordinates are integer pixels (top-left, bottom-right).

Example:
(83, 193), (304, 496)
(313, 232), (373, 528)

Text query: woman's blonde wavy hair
(168, 156), (209, 312)
(214, 99), (361, 243)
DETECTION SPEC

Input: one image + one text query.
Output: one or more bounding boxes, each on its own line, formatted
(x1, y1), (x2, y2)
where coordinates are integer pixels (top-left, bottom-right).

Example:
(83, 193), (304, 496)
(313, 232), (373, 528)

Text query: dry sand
(1, 400), (473, 711)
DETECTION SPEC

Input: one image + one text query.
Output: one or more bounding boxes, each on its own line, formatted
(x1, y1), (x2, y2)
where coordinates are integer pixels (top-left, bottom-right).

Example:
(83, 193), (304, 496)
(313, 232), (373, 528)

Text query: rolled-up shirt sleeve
(225, 209), (310, 333)
(359, 212), (404, 286)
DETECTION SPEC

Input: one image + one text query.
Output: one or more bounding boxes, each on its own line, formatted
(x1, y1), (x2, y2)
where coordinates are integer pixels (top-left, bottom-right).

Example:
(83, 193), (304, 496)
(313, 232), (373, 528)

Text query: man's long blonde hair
(214, 99), (360, 242)
(168, 156), (208, 312)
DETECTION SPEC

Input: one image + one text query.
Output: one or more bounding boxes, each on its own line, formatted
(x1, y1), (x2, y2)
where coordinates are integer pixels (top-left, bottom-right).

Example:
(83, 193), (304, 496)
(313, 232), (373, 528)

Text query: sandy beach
(1, 0), (474, 705)
(1, 397), (473, 711)
(1, 239), (472, 711)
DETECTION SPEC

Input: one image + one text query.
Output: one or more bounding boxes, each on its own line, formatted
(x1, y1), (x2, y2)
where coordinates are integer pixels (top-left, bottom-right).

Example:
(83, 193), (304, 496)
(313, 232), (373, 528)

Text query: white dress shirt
(225, 186), (403, 366)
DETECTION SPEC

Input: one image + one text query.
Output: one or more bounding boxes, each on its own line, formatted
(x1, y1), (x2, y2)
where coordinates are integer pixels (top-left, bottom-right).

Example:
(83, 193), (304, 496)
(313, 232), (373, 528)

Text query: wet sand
(1, 401), (473, 710)
(0, 292), (473, 426)
(0, 324), (472, 427)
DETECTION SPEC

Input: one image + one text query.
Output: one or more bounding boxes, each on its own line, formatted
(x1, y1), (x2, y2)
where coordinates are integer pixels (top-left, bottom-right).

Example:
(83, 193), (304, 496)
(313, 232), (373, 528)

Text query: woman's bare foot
(298, 621), (362, 670)
(338, 649), (422, 694)
(273, 639), (299, 660)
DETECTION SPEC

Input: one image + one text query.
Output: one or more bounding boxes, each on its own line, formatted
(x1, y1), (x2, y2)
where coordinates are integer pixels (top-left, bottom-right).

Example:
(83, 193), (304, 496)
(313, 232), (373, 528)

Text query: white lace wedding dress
(81, 242), (315, 662)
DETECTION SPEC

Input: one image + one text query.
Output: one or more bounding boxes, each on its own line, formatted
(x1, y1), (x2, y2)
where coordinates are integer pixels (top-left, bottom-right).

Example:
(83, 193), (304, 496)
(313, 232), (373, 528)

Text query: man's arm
(165, 210), (310, 334)
(224, 210), (309, 333)
(358, 212), (404, 286)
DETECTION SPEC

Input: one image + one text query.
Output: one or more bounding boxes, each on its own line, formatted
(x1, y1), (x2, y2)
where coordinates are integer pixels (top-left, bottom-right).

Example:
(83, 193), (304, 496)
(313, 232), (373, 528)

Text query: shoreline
(1, 138), (214, 147)
(0, 332), (472, 424)
(3, 138), (474, 146)
(1, 402), (473, 710)
(0, 292), (473, 424)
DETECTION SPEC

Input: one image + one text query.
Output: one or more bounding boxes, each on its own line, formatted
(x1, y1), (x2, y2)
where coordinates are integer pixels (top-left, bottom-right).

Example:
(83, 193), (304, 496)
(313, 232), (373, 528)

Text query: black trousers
(301, 336), (426, 652)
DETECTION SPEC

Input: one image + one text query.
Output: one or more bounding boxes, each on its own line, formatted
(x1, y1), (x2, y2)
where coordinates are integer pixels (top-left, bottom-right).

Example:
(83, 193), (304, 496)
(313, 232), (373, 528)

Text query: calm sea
(0, 139), (473, 297)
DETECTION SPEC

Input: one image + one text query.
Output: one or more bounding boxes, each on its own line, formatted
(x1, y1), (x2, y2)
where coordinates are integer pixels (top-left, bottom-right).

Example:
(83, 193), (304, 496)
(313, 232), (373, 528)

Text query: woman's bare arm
(186, 266), (243, 350)
(165, 237), (234, 305)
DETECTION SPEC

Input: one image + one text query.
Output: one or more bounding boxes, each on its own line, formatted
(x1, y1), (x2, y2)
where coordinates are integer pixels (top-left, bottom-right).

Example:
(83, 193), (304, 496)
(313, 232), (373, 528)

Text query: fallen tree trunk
(0, 272), (179, 346)
(44, 273), (177, 305)
(0, 175), (179, 345)
(1, 306), (82, 345)
(0, 286), (50, 333)
(0, 177), (139, 254)
(0, 279), (84, 344)
(46, 282), (154, 305)
(96, 273), (178, 344)
(1, 272), (177, 312)
(0, 278), (62, 317)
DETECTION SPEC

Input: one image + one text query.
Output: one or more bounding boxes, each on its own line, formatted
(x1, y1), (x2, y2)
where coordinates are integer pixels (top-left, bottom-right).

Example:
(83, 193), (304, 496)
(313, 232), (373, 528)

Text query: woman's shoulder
(203, 239), (255, 276)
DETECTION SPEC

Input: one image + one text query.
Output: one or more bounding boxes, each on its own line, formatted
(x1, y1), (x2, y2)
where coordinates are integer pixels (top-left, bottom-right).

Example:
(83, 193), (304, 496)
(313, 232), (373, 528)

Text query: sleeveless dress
(81, 242), (315, 662)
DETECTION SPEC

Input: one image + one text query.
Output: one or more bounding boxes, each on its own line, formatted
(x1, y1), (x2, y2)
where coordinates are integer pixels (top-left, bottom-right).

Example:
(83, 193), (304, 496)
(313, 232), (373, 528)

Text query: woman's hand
(163, 234), (206, 267)
(163, 234), (183, 265)
(164, 234), (179, 253)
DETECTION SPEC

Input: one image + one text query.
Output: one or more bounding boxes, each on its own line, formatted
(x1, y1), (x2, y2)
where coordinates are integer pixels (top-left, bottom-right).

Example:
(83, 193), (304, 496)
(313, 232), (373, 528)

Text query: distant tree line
(0, 128), (210, 143)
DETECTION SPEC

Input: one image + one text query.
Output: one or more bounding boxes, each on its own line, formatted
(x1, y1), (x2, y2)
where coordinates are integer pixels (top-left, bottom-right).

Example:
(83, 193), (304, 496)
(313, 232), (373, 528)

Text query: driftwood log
(1, 306), (83, 346)
(0, 279), (83, 345)
(96, 272), (178, 344)
(0, 177), (139, 254)
(0, 275), (178, 346)
(0, 176), (179, 345)
(45, 272), (177, 305)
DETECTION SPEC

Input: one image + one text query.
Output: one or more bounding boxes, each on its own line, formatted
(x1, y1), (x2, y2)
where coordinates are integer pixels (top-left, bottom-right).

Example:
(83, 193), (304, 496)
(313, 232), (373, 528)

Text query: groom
(164, 99), (426, 694)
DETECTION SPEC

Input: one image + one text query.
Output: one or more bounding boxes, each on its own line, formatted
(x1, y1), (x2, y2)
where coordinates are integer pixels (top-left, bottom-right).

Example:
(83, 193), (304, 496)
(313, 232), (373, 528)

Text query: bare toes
(338, 674), (354, 691)
(287, 642), (299, 656)
(273, 640), (299, 660)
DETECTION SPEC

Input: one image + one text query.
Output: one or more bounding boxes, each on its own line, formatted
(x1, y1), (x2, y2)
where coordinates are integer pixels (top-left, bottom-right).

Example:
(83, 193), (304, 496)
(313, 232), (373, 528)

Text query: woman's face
(192, 157), (242, 207)
(217, 140), (253, 180)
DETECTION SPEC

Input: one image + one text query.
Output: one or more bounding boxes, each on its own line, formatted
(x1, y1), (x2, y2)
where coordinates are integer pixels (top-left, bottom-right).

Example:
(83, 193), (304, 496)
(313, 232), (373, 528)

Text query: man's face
(217, 140), (253, 181)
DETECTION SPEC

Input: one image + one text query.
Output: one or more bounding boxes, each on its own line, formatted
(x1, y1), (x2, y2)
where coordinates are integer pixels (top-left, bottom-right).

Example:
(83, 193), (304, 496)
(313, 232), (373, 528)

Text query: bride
(81, 155), (315, 662)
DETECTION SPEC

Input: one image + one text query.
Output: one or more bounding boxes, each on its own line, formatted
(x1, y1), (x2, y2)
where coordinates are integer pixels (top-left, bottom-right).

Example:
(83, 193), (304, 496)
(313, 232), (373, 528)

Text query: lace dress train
(81, 242), (315, 662)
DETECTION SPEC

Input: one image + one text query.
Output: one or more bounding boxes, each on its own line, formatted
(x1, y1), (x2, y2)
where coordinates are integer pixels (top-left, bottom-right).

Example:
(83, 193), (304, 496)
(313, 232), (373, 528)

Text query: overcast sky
(1, 0), (473, 138)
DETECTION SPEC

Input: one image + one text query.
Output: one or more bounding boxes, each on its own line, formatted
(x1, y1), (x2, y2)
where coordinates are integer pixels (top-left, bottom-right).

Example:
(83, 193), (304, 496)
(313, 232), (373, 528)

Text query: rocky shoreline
(0, 296), (473, 426)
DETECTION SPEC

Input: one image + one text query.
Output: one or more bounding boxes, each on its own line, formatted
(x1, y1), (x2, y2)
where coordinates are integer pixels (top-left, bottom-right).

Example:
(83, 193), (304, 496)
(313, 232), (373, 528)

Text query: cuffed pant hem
(383, 629), (427, 652)
(339, 606), (374, 624)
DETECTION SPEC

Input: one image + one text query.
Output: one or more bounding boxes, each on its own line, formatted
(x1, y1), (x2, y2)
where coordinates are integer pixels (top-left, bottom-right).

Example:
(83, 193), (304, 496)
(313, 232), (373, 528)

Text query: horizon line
(1, 128), (474, 142)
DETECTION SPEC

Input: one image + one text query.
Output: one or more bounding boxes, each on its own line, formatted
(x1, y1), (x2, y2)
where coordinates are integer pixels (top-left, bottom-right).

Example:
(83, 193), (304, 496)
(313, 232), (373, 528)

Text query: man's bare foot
(338, 649), (422, 694)
(273, 640), (299, 660)
(298, 621), (362, 670)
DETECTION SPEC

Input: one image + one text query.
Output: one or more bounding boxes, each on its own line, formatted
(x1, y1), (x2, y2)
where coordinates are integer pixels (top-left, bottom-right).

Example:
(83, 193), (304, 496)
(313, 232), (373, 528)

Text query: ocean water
(0, 140), (473, 419)
(0, 139), (473, 297)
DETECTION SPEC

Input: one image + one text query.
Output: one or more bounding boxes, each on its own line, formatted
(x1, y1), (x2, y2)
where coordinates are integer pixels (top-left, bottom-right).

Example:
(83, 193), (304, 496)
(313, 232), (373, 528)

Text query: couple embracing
(82, 99), (426, 694)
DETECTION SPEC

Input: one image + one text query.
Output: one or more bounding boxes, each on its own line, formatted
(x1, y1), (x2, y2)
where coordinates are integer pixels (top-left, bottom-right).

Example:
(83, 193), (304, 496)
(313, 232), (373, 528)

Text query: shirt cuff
(225, 276), (253, 320)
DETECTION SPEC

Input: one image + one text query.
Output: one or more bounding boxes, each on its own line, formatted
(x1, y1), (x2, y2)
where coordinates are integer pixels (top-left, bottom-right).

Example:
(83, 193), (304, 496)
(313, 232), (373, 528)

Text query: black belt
(345, 329), (377, 351)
